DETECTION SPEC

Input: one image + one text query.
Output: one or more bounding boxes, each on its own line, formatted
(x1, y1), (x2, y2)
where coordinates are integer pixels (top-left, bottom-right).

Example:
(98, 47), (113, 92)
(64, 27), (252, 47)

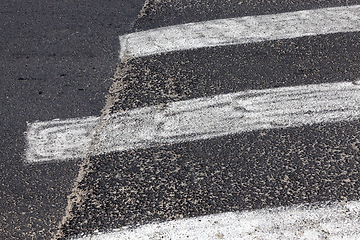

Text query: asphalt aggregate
(2, 0), (360, 239)
(57, 0), (360, 239)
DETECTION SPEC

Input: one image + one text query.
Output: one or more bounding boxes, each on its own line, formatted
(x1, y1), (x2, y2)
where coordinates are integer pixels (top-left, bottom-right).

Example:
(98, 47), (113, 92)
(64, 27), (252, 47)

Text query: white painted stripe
(25, 116), (98, 163)
(72, 200), (360, 240)
(25, 81), (360, 163)
(119, 5), (360, 60)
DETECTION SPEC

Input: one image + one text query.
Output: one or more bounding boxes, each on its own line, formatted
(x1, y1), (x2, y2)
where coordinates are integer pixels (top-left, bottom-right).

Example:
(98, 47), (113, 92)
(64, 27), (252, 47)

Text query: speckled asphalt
(55, 0), (360, 239)
(1, 0), (359, 239)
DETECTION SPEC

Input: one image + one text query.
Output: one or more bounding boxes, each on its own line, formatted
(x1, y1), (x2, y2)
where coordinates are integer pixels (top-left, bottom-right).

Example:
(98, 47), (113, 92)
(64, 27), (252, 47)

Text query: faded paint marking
(119, 5), (360, 60)
(26, 82), (360, 163)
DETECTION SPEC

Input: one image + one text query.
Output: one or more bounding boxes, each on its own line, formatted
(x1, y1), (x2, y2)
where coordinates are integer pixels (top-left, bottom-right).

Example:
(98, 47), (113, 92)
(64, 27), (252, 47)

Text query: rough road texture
(55, 0), (360, 239)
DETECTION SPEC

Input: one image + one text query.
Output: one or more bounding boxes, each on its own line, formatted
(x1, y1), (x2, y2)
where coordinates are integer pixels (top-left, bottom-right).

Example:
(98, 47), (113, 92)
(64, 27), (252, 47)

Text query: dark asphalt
(57, 0), (360, 239)
(62, 120), (360, 237)
(110, 32), (360, 112)
(132, 0), (360, 31)
(0, 1), (144, 239)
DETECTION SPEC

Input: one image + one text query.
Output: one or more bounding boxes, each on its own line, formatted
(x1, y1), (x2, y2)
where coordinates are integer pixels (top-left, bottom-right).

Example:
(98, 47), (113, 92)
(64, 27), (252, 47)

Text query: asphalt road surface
(0, 1), (144, 239)
(51, 0), (360, 239)
(2, 0), (360, 239)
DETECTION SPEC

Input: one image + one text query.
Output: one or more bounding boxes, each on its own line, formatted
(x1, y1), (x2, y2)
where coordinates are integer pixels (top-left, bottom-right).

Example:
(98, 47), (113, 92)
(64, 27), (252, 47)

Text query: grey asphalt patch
(0, 0), (144, 239)
(0, 162), (79, 239)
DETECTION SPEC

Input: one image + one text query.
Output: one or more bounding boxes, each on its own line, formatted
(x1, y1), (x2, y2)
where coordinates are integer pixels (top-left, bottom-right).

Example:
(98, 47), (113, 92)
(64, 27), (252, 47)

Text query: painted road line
(25, 81), (360, 163)
(119, 5), (360, 60)
(72, 200), (360, 240)
(25, 116), (98, 163)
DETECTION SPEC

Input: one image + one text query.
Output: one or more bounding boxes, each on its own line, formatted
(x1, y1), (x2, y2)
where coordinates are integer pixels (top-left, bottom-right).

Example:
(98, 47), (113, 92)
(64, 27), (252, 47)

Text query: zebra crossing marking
(72, 200), (360, 240)
(119, 5), (360, 60)
(26, 81), (360, 163)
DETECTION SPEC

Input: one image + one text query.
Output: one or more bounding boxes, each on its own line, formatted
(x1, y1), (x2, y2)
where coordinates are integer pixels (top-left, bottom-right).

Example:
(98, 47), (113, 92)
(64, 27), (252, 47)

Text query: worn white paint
(25, 81), (360, 163)
(119, 5), (360, 60)
(72, 200), (360, 240)
(25, 116), (98, 163)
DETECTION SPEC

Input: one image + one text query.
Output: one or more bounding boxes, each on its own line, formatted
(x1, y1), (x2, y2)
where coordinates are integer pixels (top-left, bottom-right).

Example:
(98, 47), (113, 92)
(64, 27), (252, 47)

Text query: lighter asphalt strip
(73, 200), (360, 240)
(25, 81), (360, 163)
(119, 5), (360, 60)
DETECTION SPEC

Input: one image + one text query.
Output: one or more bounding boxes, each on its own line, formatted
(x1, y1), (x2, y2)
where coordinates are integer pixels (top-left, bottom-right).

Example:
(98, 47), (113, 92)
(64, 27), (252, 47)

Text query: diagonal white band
(73, 200), (360, 240)
(25, 81), (360, 163)
(119, 5), (360, 60)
